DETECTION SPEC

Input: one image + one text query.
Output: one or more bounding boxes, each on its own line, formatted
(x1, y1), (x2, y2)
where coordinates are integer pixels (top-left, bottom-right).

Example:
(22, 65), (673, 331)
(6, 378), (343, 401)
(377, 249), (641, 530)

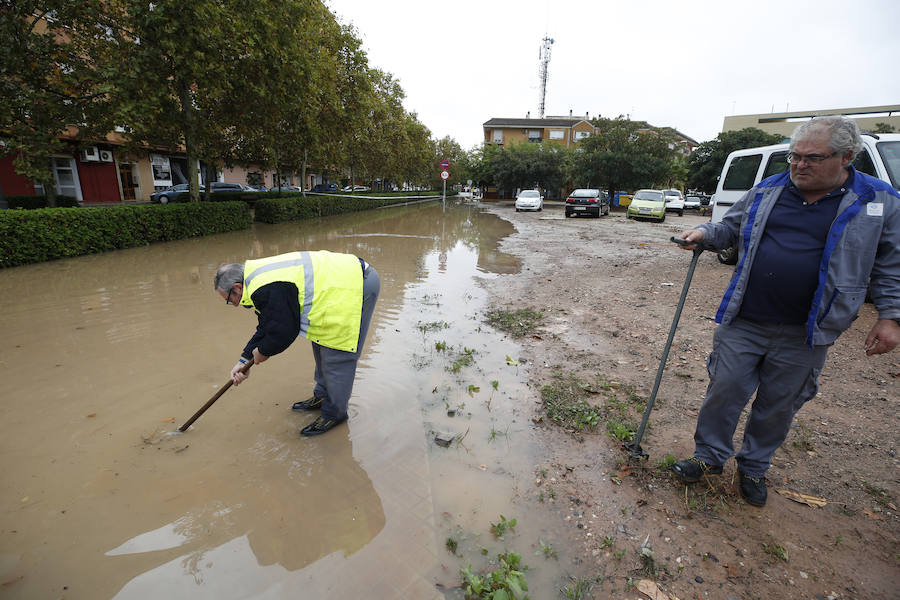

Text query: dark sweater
(241, 281), (301, 360)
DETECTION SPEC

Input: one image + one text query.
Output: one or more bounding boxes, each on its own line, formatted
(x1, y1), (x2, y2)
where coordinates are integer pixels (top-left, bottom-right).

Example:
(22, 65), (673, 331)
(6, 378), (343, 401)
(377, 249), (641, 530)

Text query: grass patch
(486, 308), (544, 337)
(541, 373), (603, 432)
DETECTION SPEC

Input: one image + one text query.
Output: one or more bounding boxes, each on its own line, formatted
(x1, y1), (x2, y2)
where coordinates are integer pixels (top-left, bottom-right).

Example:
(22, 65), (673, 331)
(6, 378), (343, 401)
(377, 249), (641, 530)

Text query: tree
(482, 142), (570, 196)
(0, 2), (118, 205)
(687, 128), (785, 193)
(872, 122), (896, 134)
(569, 117), (675, 198)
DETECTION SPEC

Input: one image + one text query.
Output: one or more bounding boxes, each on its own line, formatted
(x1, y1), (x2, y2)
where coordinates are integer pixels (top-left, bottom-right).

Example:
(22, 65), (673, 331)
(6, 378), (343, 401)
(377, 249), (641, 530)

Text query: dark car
(209, 182), (245, 193)
(150, 183), (204, 204)
(565, 188), (610, 218)
(311, 183), (338, 192)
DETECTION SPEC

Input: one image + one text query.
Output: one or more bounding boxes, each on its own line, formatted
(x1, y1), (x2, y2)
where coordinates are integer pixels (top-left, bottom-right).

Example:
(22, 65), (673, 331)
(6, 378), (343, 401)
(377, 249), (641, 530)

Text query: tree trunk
(45, 158), (58, 208)
(178, 79), (200, 202)
(301, 147), (307, 197)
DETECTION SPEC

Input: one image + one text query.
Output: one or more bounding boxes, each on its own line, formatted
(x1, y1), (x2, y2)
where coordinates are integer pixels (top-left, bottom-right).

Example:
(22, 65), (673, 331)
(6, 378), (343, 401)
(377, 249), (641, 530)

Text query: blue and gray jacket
(697, 166), (900, 346)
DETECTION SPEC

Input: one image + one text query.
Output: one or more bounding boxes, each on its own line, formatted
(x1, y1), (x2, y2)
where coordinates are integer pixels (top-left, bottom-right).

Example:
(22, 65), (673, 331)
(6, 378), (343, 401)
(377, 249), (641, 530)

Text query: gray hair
(790, 116), (862, 158)
(214, 263), (244, 293)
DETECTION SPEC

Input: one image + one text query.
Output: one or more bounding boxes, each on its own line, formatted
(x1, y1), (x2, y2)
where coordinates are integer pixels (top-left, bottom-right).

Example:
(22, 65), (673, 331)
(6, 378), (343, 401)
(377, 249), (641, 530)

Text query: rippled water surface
(0, 201), (576, 599)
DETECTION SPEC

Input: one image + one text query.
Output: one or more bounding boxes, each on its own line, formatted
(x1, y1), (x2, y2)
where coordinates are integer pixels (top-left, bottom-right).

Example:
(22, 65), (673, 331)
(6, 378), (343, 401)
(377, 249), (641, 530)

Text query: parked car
(565, 188), (610, 218)
(150, 183), (203, 204)
(663, 189), (685, 216)
(625, 189), (666, 222)
(515, 189), (543, 212)
(341, 185), (370, 192)
(271, 184), (302, 192)
(311, 183), (338, 192)
(684, 195), (703, 210)
(709, 133), (900, 264)
(209, 182), (245, 193)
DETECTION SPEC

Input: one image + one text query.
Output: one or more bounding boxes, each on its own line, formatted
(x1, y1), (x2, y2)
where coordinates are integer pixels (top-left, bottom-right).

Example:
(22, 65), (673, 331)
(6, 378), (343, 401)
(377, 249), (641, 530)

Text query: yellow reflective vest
(240, 251), (364, 352)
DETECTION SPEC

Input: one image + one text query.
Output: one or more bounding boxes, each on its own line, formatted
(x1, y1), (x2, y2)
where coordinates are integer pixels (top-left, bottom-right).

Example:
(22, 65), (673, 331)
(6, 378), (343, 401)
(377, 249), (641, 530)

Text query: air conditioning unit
(98, 149), (114, 162)
(81, 146), (100, 162)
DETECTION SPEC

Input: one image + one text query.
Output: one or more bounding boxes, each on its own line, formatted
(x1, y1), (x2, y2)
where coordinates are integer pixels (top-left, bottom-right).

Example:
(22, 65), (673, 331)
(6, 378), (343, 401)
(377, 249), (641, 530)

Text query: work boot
(292, 395), (324, 411)
(672, 456), (724, 483)
(300, 415), (347, 437)
(738, 472), (767, 507)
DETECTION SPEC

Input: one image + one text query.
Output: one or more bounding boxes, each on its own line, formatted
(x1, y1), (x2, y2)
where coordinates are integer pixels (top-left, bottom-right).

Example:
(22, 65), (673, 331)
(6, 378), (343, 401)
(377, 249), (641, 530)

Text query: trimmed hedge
(4, 195), (79, 209)
(0, 201), (251, 268)
(254, 194), (437, 224)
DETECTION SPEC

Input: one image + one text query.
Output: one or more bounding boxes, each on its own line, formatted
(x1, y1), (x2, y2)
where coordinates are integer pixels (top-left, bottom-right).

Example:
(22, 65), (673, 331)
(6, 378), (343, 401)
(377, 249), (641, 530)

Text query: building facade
(722, 105), (900, 138)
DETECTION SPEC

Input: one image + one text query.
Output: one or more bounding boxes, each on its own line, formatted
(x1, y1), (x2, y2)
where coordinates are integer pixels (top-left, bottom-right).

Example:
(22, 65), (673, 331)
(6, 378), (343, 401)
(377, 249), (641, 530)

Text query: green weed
(656, 453), (676, 470)
(446, 537), (458, 555)
(417, 320), (449, 335)
(560, 577), (592, 599)
(461, 551), (529, 600)
(605, 419), (636, 442)
(490, 515), (517, 540)
(486, 308), (544, 337)
(763, 542), (788, 561)
(435, 340), (448, 352)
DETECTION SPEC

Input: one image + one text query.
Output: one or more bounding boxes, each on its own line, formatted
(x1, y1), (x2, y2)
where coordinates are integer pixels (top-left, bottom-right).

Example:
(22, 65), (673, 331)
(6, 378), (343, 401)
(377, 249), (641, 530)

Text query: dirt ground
(481, 204), (899, 600)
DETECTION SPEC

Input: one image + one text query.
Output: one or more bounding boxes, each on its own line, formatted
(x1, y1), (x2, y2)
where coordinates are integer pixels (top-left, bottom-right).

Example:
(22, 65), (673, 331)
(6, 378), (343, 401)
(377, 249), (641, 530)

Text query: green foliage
(536, 540), (557, 560)
(605, 419), (636, 442)
(0, 201), (250, 268)
(446, 537), (458, 555)
(486, 308), (544, 338)
(461, 551), (529, 600)
(687, 128), (785, 193)
(489, 515), (517, 539)
(254, 194), (416, 224)
(569, 116), (677, 198)
(480, 142), (569, 198)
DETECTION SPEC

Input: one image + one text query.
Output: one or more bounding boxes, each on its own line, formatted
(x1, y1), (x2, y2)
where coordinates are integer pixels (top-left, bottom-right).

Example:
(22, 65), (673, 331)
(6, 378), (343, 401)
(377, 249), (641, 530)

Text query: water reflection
(0, 202), (527, 599)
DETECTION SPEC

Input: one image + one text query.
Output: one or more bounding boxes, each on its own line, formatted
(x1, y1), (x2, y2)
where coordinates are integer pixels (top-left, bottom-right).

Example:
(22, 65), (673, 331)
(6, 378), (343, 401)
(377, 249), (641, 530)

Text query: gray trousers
(312, 265), (380, 421)
(693, 318), (829, 478)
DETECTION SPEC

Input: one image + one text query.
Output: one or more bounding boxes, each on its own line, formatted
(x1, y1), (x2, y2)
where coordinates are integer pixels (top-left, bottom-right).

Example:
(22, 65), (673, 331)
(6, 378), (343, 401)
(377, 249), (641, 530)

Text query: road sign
(440, 170), (449, 180)
(440, 160), (450, 170)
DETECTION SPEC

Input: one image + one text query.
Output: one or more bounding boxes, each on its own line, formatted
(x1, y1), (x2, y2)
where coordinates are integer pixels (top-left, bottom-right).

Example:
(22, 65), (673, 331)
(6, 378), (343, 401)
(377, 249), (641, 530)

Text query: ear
(840, 151), (854, 167)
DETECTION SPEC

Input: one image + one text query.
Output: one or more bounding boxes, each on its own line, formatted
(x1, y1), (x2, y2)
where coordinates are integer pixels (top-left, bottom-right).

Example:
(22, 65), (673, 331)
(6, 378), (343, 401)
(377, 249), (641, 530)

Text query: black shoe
(672, 457), (724, 483)
(292, 395), (324, 411)
(300, 416), (346, 437)
(738, 472), (767, 507)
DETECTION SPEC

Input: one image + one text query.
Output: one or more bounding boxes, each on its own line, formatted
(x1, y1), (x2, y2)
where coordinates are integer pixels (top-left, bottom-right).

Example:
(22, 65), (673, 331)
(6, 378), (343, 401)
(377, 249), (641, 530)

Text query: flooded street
(0, 202), (575, 599)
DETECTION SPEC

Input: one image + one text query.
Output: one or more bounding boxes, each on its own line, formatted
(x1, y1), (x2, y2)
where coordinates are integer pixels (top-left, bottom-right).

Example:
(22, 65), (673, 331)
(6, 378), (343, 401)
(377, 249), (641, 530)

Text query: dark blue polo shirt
(738, 170), (853, 325)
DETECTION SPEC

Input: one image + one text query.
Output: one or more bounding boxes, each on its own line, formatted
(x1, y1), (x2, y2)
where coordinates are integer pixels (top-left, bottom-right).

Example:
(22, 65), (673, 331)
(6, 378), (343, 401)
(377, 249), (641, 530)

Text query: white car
(515, 189), (543, 212)
(684, 195), (702, 210)
(663, 189), (685, 216)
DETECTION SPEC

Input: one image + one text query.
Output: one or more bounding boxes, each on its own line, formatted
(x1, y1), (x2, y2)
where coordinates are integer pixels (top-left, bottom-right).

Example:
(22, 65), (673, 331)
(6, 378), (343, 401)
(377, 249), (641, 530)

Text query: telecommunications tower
(538, 36), (554, 118)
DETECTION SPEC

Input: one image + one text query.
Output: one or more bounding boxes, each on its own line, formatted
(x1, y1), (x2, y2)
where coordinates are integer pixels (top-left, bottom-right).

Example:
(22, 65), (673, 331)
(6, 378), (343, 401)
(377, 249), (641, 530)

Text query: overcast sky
(325, 0), (900, 150)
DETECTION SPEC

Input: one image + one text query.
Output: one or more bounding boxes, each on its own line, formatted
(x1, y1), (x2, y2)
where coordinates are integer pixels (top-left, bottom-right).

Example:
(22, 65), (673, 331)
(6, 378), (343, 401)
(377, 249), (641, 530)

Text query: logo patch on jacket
(867, 203), (884, 217)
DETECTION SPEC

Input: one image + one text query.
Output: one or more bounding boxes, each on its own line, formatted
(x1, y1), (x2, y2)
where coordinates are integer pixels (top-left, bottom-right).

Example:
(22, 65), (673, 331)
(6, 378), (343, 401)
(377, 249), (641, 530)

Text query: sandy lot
(482, 204), (898, 600)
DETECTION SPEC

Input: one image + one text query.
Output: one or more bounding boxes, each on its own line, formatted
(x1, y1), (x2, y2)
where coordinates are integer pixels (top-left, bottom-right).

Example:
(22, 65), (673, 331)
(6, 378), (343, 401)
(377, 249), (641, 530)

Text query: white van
(709, 132), (900, 264)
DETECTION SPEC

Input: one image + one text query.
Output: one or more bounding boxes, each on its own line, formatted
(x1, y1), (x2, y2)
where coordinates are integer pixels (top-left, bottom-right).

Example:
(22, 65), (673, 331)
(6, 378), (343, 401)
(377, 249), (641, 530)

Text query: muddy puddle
(0, 201), (579, 599)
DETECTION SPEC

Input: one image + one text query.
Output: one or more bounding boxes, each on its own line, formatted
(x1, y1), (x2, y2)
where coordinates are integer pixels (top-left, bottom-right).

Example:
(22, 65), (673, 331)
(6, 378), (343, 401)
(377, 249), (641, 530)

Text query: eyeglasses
(225, 287), (236, 305)
(786, 151), (838, 165)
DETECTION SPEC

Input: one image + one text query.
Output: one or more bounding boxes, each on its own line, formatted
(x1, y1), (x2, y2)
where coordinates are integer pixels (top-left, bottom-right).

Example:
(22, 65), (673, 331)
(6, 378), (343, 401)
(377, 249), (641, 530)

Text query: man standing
(214, 250), (380, 436)
(672, 116), (900, 506)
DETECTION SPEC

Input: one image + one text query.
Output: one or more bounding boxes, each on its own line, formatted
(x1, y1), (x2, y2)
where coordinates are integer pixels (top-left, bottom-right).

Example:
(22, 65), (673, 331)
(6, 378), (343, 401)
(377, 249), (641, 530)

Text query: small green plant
(763, 542), (788, 561)
(449, 347), (477, 373)
(538, 491), (545, 503)
(435, 340), (448, 352)
(560, 577), (592, 599)
(446, 537), (458, 555)
(598, 535), (614, 549)
(638, 548), (656, 577)
(468, 384), (481, 394)
(653, 453), (676, 473)
(614, 548), (626, 560)
(490, 515), (517, 539)
(834, 535), (843, 546)
(541, 373), (604, 432)
(417, 320), (449, 335)
(605, 419), (636, 442)
(491, 380), (499, 390)
(536, 539), (557, 560)
(461, 552), (529, 600)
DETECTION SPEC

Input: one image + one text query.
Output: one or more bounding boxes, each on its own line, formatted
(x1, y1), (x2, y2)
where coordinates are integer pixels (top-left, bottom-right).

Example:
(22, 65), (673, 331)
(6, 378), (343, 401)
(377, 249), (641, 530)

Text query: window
(574, 130), (591, 141)
(762, 151), (789, 179)
(150, 153), (172, 187)
(876, 141), (900, 188)
(528, 130), (542, 142)
(492, 129), (503, 144)
(34, 156), (82, 201)
(722, 154), (762, 191)
(549, 129), (564, 140)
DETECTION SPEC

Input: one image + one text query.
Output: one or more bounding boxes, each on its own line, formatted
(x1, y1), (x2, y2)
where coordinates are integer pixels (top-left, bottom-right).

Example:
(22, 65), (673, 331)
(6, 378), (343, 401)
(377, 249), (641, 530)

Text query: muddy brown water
(0, 202), (578, 599)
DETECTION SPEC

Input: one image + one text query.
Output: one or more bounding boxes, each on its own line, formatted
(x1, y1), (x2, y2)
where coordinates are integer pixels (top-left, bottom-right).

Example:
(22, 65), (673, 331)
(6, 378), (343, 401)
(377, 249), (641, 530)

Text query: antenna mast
(538, 36), (554, 118)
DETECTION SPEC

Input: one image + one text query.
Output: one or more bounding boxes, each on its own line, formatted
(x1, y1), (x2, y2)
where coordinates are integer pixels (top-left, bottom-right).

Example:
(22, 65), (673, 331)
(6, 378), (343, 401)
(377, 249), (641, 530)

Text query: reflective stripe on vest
(241, 251), (363, 352)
